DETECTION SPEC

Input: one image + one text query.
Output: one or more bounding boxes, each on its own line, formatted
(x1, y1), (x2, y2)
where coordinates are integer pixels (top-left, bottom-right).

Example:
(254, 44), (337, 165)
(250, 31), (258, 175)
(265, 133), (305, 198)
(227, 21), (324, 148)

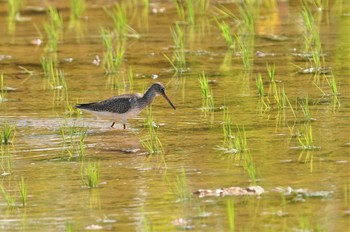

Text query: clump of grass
(18, 175), (27, 207)
(173, 0), (197, 24)
(7, 0), (23, 34)
(256, 73), (271, 112)
(227, 198), (235, 232)
(216, 20), (234, 49)
(270, 82), (296, 118)
(235, 35), (253, 71)
(44, 6), (63, 53)
(267, 63), (276, 83)
(300, 1), (324, 69)
(165, 24), (186, 73)
(220, 108), (248, 155)
(69, 0), (86, 27)
(1, 123), (16, 145)
(101, 27), (127, 74)
(141, 107), (164, 155)
(198, 72), (214, 115)
(83, 161), (100, 188)
(296, 124), (319, 150)
(243, 151), (257, 183)
(256, 73), (265, 97)
(107, 2), (127, 37)
(326, 73), (341, 111)
(60, 121), (88, 160)
(299, 95), (314, 121)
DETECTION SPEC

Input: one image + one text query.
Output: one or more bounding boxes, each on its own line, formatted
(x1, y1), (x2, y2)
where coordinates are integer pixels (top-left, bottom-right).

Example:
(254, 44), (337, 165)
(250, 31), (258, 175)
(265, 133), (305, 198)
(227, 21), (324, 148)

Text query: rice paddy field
(0, 0), (349, 231)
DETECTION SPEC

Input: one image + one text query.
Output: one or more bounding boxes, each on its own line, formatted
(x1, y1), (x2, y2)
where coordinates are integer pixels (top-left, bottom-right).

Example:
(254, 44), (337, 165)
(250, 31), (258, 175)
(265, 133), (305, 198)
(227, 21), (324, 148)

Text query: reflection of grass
(0, 73), (6, 102)
(165, 167), (191, 201)
(226, 198), (235, 232)
(1, 185), (16, 207)
(18, 175), (27, 207)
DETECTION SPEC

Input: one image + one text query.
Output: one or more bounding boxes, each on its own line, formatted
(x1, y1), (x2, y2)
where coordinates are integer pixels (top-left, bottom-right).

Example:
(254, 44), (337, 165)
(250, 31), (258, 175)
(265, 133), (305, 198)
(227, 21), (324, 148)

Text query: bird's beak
(162, 93), (176, 110)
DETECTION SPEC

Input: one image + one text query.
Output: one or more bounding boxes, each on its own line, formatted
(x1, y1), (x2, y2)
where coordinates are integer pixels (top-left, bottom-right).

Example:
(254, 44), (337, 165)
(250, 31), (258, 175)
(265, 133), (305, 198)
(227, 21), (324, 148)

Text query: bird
(75, 82), (176, 129)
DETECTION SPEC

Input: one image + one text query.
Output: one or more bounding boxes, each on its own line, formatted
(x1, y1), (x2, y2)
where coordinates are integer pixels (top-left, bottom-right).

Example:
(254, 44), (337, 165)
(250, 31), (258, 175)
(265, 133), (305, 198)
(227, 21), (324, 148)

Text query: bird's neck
(139, 87), (157, 108)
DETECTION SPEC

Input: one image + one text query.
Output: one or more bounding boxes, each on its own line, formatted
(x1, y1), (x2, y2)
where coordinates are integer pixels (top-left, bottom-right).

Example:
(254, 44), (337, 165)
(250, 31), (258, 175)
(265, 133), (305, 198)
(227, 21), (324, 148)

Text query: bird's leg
(111, 122), (116, 128)
(123, 124), (126, 130)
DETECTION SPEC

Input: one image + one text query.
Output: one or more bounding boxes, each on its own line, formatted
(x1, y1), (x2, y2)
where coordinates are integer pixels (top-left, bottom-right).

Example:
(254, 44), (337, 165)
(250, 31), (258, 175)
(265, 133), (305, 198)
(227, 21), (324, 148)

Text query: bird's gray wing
(76, 95), (133, 114)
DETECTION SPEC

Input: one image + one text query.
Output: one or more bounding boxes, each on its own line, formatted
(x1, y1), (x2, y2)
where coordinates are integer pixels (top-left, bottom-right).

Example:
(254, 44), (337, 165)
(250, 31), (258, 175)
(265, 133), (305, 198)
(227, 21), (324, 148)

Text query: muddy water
(0, 0), (349, 231)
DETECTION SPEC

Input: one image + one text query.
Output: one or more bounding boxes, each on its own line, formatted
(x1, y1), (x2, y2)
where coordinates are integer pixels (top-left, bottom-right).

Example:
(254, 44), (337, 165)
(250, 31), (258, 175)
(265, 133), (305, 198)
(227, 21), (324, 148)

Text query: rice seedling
(299, 95), (313, 121)
(18, 175), (27, 207)
(1, 122), (16, 145)
(141, 107), (164, 155)
(7, 0), (23, 34)
(47, 6), (63, 40)
(237, 2), (255, 35)
(296, 124), (319, 150)
(0, 185), (16, 207)
(300, 2), (324, 69)
(326, 73), (340, 110)
(83, 161), (101, 188)
(43, 6), (64, 53)
(167, 24), (186, 73)
(216, 20), (234, 49)
(235, 35), (252, 71)
(198, 72), (214, 114)
(186, 0), (195, 25)
(40, 56), (55, 77)
(272, 83), (294, 114)
(60, 121), (88, 160)
(69, 0), (86, 28)
(173, 0), (185, 22)
(266, 63), (276, 83)
(165, 167), (191, 201)
(106, 2), (131, 38)
(226, 198), (235, 232)
(243, 151), (257, 183)
(220, 108), (248, 155)
(101, 27), (127, 74)
(256, 73), (264, 97)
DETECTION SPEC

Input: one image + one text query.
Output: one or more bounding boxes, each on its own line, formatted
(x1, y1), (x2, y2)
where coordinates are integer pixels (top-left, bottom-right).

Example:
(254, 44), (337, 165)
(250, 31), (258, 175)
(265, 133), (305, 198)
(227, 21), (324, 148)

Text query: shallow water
(0, 0), (349, 231)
